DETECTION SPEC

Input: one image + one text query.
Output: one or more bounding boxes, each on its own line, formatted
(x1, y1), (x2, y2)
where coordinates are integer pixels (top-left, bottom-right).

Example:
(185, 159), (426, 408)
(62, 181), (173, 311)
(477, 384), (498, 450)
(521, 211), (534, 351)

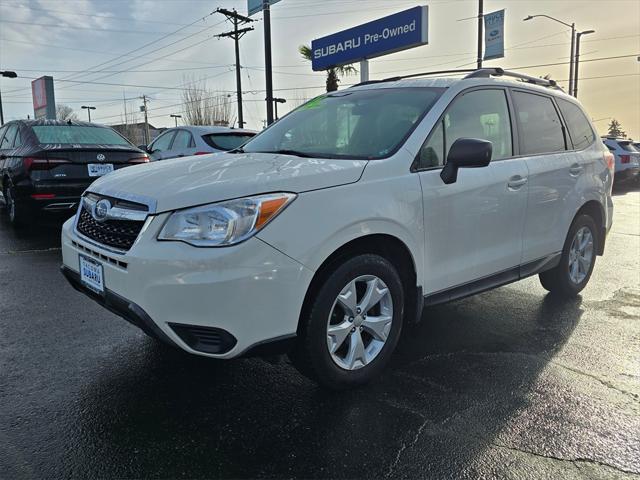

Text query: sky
(0, 0), (639, 137)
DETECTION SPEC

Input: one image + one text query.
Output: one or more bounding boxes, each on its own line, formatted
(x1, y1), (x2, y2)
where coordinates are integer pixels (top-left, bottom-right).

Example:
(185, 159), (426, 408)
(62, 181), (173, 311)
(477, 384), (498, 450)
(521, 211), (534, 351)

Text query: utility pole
(263, 0), (275, 125)
(216, 8), (254, 129)
(140, 95), (150, 145)
(477, 0), (483, 69)
(568, 23), (575, 96)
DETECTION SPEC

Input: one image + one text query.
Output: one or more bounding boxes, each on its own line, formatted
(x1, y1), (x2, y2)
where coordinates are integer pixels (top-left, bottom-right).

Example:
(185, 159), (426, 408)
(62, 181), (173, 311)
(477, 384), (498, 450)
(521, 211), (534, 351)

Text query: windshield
(242, 87), (445, 159)
(203, 133), (255, 151)
(32, 125), (132, 146)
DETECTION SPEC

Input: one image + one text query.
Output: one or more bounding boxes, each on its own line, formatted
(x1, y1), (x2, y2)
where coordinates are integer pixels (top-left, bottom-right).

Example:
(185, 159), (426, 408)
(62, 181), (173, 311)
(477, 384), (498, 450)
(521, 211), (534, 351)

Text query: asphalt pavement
(1, 184), (639, 479)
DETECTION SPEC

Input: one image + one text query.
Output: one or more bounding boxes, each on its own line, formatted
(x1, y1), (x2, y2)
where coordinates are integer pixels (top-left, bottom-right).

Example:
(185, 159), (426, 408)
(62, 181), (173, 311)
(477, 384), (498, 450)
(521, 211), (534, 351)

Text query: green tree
(299, 45), (357, 92)
(607, 119), (626, 138)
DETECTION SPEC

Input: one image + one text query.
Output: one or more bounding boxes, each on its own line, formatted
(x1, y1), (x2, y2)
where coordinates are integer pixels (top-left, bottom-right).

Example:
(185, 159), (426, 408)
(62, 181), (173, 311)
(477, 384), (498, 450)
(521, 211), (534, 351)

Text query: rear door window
(0, 124), (17, 149)
(150, 131), (175, 152)
(171, 130), (193, 150)
(512, 91), (566, 155)
(557, 98), (595, 150)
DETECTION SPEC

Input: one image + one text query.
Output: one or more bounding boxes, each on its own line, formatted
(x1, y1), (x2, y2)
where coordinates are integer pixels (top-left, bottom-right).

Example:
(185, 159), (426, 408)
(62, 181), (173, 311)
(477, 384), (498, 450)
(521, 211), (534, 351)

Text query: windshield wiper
(256, 149), (314, 158)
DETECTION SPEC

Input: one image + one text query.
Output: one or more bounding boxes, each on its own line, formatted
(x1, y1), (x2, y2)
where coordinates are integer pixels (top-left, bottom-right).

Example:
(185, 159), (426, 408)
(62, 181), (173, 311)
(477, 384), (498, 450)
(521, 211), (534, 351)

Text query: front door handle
(569, 163), (583, 176)
(508, 176), (528, 190)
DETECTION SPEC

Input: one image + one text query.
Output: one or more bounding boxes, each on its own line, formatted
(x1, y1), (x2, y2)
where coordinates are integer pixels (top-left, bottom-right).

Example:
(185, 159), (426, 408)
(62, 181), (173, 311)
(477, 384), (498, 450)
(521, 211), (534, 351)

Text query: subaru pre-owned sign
(311, 6), (429, 71)
(483, 9), (505, 60)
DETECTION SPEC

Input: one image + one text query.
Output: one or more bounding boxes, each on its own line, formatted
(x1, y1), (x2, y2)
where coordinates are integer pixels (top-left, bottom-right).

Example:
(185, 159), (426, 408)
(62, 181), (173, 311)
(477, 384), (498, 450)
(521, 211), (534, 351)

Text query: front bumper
(60, 216), (314, 359)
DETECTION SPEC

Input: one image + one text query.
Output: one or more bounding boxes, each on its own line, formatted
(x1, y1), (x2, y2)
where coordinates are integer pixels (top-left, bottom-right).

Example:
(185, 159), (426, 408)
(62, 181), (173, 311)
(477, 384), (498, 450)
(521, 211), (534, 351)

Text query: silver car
(145, 126), (256, 161)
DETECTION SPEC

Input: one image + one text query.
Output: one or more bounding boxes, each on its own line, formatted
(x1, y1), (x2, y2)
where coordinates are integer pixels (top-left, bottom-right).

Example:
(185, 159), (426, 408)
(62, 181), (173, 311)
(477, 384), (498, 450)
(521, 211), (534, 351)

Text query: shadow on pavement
(612, 178), (639, 196)
(57, 288), (584, 479)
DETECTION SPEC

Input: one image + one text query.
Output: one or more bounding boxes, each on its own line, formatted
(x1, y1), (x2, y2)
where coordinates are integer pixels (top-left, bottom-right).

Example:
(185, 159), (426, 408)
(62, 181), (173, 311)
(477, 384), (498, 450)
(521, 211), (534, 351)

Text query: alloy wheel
(568, 226), (594, 284)
(326, 275), (393, 370)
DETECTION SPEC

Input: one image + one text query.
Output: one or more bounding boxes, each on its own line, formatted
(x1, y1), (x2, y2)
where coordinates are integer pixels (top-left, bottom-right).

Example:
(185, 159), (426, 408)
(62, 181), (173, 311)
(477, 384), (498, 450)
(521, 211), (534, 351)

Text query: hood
(87, 152), (367, 212)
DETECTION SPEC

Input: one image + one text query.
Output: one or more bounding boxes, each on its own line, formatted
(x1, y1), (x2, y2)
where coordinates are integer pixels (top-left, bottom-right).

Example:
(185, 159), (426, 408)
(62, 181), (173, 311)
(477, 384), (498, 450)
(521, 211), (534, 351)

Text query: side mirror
(138, 144), (150, 153)
(440, 138), (492, 185)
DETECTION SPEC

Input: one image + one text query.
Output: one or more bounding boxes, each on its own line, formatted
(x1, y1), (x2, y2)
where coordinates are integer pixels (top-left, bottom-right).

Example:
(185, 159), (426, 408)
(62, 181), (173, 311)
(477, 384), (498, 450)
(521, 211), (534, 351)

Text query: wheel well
(575, 200), (605, 255)
(297, 234), (419, 335)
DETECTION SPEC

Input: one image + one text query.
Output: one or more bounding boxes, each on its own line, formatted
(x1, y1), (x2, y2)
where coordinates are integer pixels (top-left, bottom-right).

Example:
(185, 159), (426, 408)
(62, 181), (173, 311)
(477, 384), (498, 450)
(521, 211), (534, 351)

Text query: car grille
(76, 198), (146, 252)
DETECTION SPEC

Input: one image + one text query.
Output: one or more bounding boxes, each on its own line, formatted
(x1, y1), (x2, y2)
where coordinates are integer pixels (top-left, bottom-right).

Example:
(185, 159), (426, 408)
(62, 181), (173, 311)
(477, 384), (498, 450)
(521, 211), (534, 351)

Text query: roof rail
(349, 67), (564, 91)
(465, 68), (563, 90)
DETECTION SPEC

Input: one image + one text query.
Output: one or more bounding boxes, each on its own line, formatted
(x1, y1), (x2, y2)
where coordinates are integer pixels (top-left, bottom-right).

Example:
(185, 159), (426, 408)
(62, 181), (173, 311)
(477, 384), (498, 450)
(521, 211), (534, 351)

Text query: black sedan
(0, 119), (149, 226)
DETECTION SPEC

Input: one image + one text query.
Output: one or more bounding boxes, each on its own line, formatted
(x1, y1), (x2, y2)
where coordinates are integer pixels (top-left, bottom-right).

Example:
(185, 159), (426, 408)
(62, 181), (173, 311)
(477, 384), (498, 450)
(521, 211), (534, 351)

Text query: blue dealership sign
(483, 9), (505, 60)
(311, 6), (429, 71)
(248, 0), (281, 16)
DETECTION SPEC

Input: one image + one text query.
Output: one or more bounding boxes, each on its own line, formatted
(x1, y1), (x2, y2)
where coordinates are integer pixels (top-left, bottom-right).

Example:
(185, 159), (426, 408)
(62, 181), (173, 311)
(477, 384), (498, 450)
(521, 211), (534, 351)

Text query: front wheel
(539, 214), (598, 297)
(289, 254), (404, 390)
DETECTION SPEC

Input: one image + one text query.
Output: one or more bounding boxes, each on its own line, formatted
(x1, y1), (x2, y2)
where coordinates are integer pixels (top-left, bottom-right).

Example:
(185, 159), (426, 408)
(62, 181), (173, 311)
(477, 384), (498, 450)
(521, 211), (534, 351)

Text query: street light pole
(0, 70), (18, 126)
(81, 105), (96, 122)
(170, 114), (182, 127)
(523, 15), (576, 96)
(273, 97), (286, 120)
(573, 30), (595, 99)
(477, 0), (483, 69)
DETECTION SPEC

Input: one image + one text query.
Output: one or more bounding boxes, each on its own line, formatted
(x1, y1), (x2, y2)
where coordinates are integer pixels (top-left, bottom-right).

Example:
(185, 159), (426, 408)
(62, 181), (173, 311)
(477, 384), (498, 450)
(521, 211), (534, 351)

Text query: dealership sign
(248, 0), (281, 16)
(483, 9), (505, 60)
(31, 76), (56, 120)
(311, 6), (429, 71)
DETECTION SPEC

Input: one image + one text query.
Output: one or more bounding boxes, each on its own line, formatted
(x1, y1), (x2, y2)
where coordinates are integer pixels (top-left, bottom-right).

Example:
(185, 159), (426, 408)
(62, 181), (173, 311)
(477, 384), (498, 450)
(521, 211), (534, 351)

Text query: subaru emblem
(96, 153), (106, 162)
(93, 199), (111, 222)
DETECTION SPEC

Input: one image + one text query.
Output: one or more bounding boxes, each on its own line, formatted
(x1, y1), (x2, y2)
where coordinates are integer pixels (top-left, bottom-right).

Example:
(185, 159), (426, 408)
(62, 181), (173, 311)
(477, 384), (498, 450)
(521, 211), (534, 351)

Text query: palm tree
(299, 45), (357, 92)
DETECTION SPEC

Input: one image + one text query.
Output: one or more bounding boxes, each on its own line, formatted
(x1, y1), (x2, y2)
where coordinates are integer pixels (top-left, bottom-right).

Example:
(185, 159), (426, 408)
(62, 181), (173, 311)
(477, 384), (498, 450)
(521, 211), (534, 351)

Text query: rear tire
(5, 183), (27, 227)
(539, 214), (598, 297)
(289, 254), (404, 390)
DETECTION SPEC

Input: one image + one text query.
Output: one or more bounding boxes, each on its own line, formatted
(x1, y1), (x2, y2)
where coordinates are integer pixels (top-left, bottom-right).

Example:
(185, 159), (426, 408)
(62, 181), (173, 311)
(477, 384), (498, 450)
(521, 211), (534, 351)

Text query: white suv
(61, 69), (614, 389)
(602, 137), (640, 182)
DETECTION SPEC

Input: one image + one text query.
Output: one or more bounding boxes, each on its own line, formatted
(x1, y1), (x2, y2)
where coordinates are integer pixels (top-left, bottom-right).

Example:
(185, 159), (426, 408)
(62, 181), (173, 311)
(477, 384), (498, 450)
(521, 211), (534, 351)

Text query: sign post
(311, 6), (428, 72)
(483, 9), (505, 61)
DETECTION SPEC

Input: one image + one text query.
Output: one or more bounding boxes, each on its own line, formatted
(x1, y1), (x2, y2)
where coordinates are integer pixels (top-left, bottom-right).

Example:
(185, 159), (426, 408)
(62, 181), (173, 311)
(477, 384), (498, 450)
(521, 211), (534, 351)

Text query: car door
(148, 130), (176, 161)
(415, 88), (529, 295)
(170, 129), (197, 158)
(511, 90), (576, 263)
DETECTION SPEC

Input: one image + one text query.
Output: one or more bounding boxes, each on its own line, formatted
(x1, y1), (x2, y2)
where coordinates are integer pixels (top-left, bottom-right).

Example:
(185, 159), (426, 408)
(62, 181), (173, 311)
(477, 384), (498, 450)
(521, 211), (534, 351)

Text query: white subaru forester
(61, 69), (614, 389)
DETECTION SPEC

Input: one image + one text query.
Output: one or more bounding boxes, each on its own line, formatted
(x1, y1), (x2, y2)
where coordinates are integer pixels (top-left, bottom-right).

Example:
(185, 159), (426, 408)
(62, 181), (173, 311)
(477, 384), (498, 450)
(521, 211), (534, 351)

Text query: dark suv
(0, 120), (149, 225)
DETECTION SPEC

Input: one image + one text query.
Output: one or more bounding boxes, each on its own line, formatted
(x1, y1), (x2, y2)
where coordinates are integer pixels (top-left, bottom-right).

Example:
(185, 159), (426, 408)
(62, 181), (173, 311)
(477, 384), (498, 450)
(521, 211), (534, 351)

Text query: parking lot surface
(1, 185), (639, 479)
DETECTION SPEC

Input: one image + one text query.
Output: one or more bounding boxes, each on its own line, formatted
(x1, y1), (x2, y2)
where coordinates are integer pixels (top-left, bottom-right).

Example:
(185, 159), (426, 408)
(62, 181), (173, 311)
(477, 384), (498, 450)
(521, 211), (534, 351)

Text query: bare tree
(56, 104), (78, 121)
(181, 77), (232, 126)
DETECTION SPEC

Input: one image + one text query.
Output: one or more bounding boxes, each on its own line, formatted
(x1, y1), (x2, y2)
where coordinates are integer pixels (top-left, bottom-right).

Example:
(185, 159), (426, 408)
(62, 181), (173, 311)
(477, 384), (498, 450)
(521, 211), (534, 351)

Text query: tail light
(194, 152), (210, 156)
(128, 154), (150, 164)
(620, 155), (630, 164)
(31, 193), (56, 199)
(604, 150), (615, 179)
(23, 157), (70, 171)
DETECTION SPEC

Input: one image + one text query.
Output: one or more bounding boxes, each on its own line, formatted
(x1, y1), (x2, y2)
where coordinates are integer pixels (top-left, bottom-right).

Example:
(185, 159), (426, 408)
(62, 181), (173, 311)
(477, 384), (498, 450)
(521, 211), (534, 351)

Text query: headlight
(158, 193), (296, 247)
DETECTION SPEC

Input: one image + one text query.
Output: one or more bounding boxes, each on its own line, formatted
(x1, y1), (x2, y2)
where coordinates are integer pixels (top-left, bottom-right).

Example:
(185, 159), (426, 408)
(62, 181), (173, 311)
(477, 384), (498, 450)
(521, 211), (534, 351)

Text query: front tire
(289, 254), (404, 390)
(539, 214), (598, 297)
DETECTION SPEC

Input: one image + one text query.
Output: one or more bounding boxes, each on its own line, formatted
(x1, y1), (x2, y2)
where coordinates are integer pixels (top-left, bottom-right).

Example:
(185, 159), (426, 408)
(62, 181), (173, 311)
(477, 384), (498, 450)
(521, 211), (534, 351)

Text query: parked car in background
(61, 69), (613, 389)
(602, 137), (640, 182)
(143, 126), (256, 161)
(0, 119), (148, 226)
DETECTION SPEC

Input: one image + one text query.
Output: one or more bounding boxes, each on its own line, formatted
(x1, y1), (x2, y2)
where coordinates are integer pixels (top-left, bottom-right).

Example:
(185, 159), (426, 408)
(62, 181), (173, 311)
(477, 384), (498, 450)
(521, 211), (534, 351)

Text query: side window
(172, 130), (193, 150)
(0, 125), (14, 149)
(0, 126), (7, 148)
(557, 98), (595, 150)
(418, 121), (444, 168)
(512, 91), (566, 155)
(418, 89), (512, 168)
(12, 126), (22, 148)
(150, 131), (175, 152)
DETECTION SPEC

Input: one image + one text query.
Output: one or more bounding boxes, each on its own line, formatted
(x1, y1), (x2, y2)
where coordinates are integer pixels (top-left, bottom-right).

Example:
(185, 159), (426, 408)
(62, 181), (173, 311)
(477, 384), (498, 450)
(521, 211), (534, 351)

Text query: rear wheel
(289, 254), (404, 389)
(5, 182), (27, 226)
(539, 214), (598, 297)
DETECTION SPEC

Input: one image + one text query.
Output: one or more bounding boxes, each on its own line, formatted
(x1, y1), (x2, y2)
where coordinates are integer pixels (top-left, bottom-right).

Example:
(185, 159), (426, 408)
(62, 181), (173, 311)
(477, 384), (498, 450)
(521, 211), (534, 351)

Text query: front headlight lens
(158, 193), (296, 247)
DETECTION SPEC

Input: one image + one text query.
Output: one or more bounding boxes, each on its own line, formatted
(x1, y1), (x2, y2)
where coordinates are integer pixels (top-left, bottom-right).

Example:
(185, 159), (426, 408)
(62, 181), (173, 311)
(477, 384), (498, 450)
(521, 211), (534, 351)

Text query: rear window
(202, 133), (255, 151)
(32, 125), (131, 146)
(557, 98), (595, 150)
(617, 141), (638, 152)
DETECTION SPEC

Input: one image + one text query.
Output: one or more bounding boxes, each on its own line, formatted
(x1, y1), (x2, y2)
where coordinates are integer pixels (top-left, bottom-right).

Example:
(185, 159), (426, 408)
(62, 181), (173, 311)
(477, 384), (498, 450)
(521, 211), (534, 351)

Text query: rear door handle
(569, 163), (583, 176)
(508, 176), (528, 190)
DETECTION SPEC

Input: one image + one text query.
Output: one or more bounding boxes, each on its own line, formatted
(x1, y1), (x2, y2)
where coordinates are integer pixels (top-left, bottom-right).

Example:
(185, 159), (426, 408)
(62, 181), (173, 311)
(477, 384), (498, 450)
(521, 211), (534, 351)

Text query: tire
(289, 254), (404, 390)
(539, 214), (598, 297)
(5, 183), (27, 226)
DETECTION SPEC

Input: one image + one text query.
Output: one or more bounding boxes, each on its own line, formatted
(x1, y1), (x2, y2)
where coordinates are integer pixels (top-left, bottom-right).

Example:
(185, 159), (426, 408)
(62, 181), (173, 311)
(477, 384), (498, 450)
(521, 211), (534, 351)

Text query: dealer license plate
(87, 163), (114, 177)
(79, 255), (104, 294)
